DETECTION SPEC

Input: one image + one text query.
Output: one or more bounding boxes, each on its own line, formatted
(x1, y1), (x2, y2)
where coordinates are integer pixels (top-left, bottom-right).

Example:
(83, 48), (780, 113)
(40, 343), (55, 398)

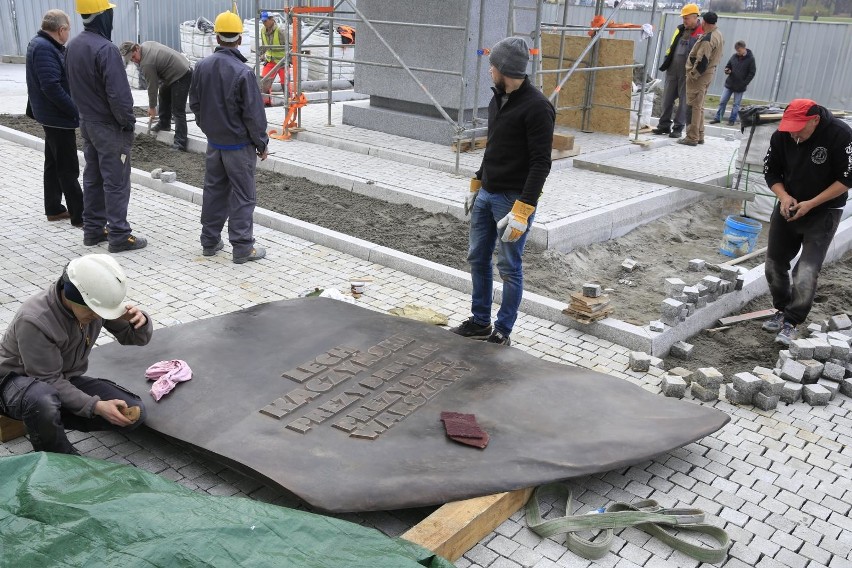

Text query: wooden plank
(0, 415), (26, 443)
(401, 487), (533, 562)
(569, 291), (610, 305)
(552, 147), (581, 160)
(717, 308), (777, 326)
(452, 136), (487, 153)
(572, 159), (756, 201)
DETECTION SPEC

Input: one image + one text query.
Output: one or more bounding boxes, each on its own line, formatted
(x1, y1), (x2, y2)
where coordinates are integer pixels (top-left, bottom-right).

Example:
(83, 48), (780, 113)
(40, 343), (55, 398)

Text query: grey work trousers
(657, 60), (688, 132)
(200, 144), (257, 257)
(765, 206), (842, 326)
(80, 120), (135, 245)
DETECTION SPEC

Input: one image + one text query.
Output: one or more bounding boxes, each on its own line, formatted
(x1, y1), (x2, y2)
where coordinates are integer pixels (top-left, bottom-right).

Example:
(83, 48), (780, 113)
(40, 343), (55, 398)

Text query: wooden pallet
(452, 136), (487, 152)
(402, 487), (533, 561)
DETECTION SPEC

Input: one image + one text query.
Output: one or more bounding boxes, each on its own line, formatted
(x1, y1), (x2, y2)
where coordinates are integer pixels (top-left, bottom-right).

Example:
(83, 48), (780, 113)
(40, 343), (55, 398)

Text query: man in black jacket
(711, 41), (756, 125)
(762, 99), (852, 345)
(25, 9), (83, 227)
(652, 3), (703, 138)
(450, 37), (555, 347)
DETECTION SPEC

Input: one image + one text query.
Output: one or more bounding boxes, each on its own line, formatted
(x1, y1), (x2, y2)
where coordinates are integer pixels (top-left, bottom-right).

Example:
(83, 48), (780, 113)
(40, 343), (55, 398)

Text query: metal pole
(10, 0), (22, 57)
(283, 1), (291, 121)
(554, 0), (571, 112)
(327, 8), (333, 126)
(469, 0), (486, 149)
(581, 40), (600, 132)
(134, 0), (141, 44)
(532, 0), (543, 92)
(769, 19), (792, 104)
(650, 11), (667, 79)
(455, 0), (475, 174)
(632, 0), (658, 141)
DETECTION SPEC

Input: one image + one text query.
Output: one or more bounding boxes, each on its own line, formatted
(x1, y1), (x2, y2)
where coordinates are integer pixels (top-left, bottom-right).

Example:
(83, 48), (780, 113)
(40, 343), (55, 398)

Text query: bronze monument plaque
(87, 298), (729, 512)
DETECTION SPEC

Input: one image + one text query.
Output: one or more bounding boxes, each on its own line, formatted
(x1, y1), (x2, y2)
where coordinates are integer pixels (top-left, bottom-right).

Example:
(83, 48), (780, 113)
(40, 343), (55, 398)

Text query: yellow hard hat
(680, 3), (700, 17)
(214, 10), (244, 34)
(75, 0), (116, 15)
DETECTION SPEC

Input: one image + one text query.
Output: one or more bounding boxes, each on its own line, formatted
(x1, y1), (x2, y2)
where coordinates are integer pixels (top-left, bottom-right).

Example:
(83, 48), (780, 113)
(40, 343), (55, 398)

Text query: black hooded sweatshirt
(764, 104), (852, 211)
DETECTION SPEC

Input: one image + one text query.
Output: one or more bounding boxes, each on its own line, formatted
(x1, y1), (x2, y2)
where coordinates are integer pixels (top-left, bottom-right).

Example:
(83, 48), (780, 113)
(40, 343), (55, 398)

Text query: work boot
(150, 123), (171, 133)
(233, 247), (266, 264)
(108, 235), (148, 253)
(774, 322), (798, 346)
(677, 138), (698, 146)
(83, 227), (109, 246)
(450, 317), (492, 340)
(727, 121), (736, 126)
(47, 211), (70, 221)
(710, 119), (721, 124)
(651, 126), (671, 135)
(761, 311), (785, 333)
(169, 144), (187, 152)
(698, 139), (705, 144)
(669, 129), (683, 138)
(202, 238), (224, 257)
(486, 330), (512, 346)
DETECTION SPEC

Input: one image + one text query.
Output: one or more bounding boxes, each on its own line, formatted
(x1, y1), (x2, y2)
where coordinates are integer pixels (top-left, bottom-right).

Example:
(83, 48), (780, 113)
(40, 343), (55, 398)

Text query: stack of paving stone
(724, 370), (785, 410)
(660, 366), (727, 402)
(563, 284), (613, 324)
(651, 264), (745, 331)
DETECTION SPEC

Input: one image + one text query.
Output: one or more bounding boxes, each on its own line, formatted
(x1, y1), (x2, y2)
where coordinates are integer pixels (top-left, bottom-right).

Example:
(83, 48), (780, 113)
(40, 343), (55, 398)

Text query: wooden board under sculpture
(541, 34), (634, 135)
(88, 298), (729, 513)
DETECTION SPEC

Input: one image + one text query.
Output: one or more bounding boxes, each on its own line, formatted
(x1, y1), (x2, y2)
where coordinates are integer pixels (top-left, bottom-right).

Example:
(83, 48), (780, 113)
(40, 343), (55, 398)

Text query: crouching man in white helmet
(0, 254), (152, 454)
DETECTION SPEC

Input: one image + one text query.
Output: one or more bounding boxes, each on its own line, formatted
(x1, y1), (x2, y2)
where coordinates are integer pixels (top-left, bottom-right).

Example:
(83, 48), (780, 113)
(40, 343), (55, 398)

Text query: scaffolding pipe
(296, 15), (465, 31)
(538, 63), (644, 74)
(455, 0), (475, 174)
(632, 0), (658, 141)
(287, 53), (464, 76)
(554, 0), (571, 113)
(468, 0), (486, 152)
(532, 1), (543, 92)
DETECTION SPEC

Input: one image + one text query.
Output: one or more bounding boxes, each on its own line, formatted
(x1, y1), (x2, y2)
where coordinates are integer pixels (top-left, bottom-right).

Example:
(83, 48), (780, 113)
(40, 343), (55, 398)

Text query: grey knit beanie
(489, 37), (529, 79)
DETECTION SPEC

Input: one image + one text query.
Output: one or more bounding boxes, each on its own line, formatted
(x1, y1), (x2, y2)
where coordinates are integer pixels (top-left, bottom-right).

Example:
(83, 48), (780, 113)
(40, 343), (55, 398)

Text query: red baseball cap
(778, 99), (818, 132)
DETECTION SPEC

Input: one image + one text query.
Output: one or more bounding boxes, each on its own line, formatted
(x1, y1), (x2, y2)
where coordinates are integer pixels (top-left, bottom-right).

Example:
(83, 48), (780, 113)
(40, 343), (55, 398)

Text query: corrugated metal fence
(3, 1), (850, 109)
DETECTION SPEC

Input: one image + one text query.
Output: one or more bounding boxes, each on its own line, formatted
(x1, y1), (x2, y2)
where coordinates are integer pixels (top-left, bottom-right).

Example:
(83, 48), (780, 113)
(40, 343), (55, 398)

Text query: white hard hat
(65, 254), (128, 320)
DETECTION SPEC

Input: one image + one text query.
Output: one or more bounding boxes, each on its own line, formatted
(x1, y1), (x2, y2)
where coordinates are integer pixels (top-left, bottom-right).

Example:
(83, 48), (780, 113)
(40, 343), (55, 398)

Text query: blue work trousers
(80, 120), (135, 245)
(715, 88), (744, 123)
(467, 188), (534, 336)
(0, 373), (146, 454)
(200, 144), (258, 257)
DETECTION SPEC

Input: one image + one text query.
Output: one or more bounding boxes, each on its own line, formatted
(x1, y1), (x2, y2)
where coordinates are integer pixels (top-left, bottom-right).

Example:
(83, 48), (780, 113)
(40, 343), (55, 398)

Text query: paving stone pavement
(1, 64), (852, 566)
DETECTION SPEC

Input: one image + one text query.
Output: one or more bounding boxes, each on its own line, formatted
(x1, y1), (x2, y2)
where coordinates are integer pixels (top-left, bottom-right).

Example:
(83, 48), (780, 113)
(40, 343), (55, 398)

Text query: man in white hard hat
(0, 254), (152, 455)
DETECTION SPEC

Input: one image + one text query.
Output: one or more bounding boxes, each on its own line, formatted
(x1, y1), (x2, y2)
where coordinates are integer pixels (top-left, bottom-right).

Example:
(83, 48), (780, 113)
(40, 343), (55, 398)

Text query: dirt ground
(3, 113), (851, 377)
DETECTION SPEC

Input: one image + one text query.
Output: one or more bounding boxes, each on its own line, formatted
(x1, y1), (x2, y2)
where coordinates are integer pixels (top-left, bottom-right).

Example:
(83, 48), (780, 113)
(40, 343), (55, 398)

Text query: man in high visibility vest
(651, 3), (703, 139)
(259, 11), (287, 106)
(337, 25), (355, 45)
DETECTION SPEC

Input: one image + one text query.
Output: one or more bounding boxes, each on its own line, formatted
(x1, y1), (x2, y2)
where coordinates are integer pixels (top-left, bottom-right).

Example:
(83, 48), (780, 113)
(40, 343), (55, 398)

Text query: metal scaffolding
(253, 0), (658, 172)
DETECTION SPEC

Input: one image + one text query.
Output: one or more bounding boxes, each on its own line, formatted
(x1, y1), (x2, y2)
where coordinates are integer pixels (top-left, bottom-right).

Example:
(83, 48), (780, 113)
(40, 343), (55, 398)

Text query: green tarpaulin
(0, 453), (454, 568)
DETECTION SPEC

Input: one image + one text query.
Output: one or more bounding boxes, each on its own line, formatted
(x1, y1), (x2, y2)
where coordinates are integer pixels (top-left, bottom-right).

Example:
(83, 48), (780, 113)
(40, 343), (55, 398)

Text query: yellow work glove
(497, 201), (535, 243)
(465, 177), (481, 216)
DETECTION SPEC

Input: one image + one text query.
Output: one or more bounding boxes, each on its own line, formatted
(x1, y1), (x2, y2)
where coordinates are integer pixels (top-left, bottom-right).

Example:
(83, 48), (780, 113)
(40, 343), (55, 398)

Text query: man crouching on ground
(0, 254), (152, 454)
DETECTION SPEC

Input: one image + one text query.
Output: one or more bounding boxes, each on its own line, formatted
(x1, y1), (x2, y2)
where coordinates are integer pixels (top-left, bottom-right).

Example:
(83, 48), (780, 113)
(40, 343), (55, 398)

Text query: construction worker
(189, 8), (268, 264)
(337, 25), (355, 45)
(451, 37), (555, 347)
(25, 9), (84, 228)
(259, 11), (287, 106)
(0, 254), (152, 455)
(119, 41), (192, 152)
(761, 99), (852, 346)
(680, 12), (723, 146)
(65, 0), (148, 253)
(652, 4), (703, 139)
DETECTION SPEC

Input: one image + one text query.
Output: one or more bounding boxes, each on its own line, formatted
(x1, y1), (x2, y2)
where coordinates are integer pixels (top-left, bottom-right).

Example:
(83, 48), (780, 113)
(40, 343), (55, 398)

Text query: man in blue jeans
(761, 99), (852, 346)
(450, 37), (555, 346)
(710, 40), (755, 126)
(0, 254), (151, 454)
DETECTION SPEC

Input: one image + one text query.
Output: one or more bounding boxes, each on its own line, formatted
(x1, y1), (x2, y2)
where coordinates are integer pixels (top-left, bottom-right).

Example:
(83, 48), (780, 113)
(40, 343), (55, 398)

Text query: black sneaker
(83, 228), (108, 246)
(108, 235), (148, 253)
(170, 144), (187, 152)
(203, 238), (224, 257)
(775, 322), (798, 346)
(233, 247), (266, 264)
(150, 123), (171, 133)
(651, 126), (671, 135)
(762, 311), (785, 333)
(450, 317), (492, 340)
(710, 119), (721, 124)
(486, 330), (511, 346)
(669, 130), (683, 138)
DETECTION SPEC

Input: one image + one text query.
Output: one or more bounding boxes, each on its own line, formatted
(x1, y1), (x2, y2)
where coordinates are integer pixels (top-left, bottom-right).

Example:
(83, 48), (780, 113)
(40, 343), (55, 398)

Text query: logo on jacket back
(811, 147), (828, 165)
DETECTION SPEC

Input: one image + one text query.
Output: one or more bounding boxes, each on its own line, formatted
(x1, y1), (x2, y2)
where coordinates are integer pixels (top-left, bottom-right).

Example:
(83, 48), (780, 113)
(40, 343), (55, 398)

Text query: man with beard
(450, 37), (555, 347)
(65, 0), (147, 253)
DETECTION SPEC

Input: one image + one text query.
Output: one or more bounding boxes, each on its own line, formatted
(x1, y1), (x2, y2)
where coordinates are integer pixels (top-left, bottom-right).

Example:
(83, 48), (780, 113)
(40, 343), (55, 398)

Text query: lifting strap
(525, 484), (731, 564)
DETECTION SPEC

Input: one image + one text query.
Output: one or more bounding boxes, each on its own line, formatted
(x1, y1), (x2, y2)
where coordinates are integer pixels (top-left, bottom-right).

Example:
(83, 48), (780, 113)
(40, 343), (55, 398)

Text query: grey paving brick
(508, 545), (543, 568)
(466, 543), (500, 566)
(799, 542), (832, 565)
(719, 507), (749, 527)
(773, 548), (809, 568)
(489, 535), (522, 557)
(729, 541), (761, 564)
(490, 557), (523, 568)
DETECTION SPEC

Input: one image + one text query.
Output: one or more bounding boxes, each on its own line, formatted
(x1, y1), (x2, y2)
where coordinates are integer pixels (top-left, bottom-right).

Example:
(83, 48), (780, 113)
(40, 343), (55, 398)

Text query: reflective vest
(261, 24), (286, 62)
(337, 25), (355, 45)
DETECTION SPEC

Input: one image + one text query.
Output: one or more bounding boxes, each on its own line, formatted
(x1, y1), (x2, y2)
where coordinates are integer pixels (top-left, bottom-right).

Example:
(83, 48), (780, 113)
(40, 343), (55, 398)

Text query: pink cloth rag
(145, 360), (192, 401)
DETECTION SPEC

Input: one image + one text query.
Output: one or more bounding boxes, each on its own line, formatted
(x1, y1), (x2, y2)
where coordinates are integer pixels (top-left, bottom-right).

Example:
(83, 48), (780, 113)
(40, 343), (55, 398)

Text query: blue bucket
(719, 215), (762, 257)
